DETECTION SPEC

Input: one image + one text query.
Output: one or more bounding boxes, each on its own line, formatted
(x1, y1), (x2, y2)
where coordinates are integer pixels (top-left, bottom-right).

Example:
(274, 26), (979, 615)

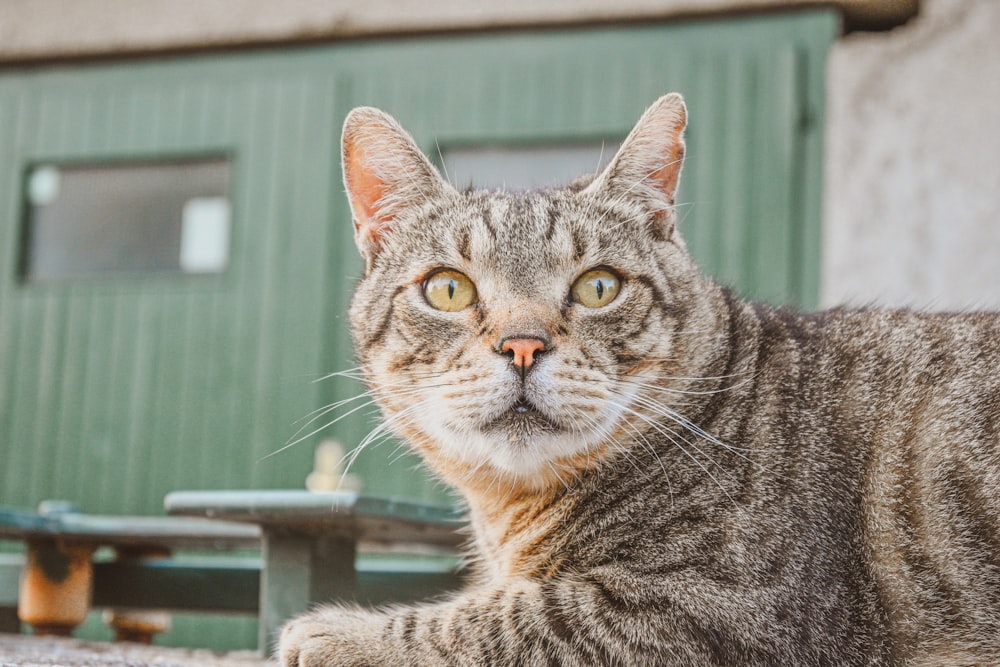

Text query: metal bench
(164, 490), (466, 650)
(0, 501), (260, 641)
(0, 492), (466, 653)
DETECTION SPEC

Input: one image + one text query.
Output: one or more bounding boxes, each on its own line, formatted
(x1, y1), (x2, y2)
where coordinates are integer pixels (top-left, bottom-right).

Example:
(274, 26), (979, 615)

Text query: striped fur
(280, 94), (1000, 666)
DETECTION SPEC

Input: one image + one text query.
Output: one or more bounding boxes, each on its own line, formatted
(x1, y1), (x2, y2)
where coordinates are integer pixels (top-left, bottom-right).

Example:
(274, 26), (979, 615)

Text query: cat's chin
(482, 401), (560, 440)
(426, 416), (604, 488)
(473, 431), (593, 482)
(413, 385), (627, 488)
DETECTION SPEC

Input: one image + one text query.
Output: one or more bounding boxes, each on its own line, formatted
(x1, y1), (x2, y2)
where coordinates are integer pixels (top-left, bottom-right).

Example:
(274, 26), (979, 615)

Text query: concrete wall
(822, 0), (1000, 310)
(7, 0), (993, 313)
(0, 0), (911, 62)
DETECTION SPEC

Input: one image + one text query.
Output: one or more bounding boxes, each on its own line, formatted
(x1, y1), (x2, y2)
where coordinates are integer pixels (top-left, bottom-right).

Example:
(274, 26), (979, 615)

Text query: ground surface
(0, 634), (271, 667)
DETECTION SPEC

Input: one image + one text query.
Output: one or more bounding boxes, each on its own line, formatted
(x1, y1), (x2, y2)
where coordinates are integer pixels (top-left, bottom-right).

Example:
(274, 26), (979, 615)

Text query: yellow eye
(423, 269), (477, 312)
(571, 268), (621, 308)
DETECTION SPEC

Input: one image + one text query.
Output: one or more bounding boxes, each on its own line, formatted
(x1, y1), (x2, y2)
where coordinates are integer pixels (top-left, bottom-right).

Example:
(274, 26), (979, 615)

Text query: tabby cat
(279, 93), (1000, 666)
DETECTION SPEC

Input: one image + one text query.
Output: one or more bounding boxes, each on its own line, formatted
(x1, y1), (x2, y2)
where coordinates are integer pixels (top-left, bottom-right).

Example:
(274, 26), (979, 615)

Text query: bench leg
(19, 540), (94, 636)
(259, 531), (357, 654)
(0, 606), (20, 633)
(103, 546), (173, 643)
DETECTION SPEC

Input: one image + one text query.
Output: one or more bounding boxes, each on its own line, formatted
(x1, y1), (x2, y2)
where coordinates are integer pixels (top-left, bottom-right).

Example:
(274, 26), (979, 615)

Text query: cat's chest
(469, 494), (575, 579)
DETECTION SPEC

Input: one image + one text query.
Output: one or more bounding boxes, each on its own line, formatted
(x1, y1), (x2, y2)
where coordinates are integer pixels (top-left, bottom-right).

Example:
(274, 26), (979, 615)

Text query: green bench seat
(0, 492), (466, 653)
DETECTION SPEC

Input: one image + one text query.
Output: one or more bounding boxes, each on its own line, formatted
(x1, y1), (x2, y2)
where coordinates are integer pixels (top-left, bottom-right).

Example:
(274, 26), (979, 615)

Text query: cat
(279, 93), (1000, 666)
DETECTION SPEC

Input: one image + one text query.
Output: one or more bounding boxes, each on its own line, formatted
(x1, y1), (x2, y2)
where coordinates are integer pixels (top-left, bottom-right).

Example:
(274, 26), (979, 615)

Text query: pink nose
(501, 338), (546, 370)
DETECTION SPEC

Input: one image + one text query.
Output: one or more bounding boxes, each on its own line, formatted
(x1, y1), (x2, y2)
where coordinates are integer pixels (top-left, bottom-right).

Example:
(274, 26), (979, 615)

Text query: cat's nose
(501, 337), (547, 373)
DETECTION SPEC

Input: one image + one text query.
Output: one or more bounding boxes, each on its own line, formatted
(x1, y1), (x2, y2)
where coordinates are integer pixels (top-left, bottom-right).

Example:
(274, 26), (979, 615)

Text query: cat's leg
(278, 576), (665, 667)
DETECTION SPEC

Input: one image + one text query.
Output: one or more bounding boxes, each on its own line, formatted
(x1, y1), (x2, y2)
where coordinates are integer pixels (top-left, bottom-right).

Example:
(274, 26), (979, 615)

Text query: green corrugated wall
(0, 9), (838, 648)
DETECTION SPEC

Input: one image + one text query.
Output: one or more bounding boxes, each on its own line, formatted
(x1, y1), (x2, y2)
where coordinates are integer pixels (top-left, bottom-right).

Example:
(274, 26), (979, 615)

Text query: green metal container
(0, 9), (838, 648)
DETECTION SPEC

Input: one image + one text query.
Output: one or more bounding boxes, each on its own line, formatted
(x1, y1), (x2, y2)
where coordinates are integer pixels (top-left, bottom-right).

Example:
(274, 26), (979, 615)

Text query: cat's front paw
(278, 607), (383, 667)
(278, 616), (334, 667)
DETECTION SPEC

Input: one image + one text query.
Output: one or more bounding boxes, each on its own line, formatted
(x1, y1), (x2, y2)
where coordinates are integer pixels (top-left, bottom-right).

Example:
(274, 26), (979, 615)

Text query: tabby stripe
(388, 353), (418, 373)
(480, 205), (497, 240)
(631, 273), (667, 309)
(674, 606), (749, 666)
(366, 283), (407, 349)
(586, 585), (654, 659)
(442, 344), (467, 371)
(421, 615), (455, 665)
(399, 610), (417, 643)
(540, 584), (618, 665)
(481, 607), (506, 655)
(943, 463), (1000, 577)
(544, 203), (559, 242)
(896, 434), (965, 618)
(571, 227), (587, 261)
(457, 227), (471, 261)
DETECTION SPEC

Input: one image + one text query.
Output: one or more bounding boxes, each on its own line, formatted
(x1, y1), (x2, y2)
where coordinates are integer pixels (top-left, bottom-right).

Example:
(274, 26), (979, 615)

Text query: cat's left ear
(342, 107), (455, 270)
(584, 93), (687, 234)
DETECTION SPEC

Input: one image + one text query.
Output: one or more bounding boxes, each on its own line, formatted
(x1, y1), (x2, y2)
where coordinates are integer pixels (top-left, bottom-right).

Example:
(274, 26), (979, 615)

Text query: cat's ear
(584, 93), (687, 229)
(342, 107), (454, 267)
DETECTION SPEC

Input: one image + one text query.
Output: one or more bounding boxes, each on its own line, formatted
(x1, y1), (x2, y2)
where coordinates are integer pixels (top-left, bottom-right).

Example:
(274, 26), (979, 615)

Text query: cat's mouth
(512, 400), (535, 414)
(482, 396), (560, 439)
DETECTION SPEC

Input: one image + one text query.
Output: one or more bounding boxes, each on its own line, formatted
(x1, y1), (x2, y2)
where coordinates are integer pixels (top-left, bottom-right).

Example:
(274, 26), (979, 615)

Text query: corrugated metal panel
(0, 68), (339, 646)
(0, 72), (333, 517)
(0, 9), (837, 648)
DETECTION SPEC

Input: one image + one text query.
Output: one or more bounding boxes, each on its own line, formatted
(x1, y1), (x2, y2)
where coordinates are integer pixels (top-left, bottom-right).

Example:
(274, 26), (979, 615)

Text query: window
(21, 157), (232, 282)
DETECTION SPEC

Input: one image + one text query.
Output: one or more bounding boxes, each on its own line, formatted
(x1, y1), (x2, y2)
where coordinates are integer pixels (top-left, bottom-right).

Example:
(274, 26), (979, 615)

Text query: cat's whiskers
(597, 369), (755, 496)
(614, 384), (788, 488)
(335, 399), (434, 488)
(293, 378), (428, 425)
(614, 402), (747, 518)
(612, 413), (676, 509)
(311, 366), (366, 382)
(625, 365), (755, 382)
(577, 409), (663, 496)
(368, 368), (452, 385)
(265, 369), (457, 464)
(259, 397), (382, 463)
(626, 394), (743, 474)
(543, 459), (574, 493)
(292, 394), (370, 426)
(623, 385), (783, 460)
(618, 375), (755, 398)
(288, 382), (431, 439)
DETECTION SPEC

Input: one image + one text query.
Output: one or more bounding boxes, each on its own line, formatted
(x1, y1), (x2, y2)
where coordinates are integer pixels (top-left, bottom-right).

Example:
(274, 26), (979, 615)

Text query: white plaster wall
(822, 0), (1000, 310)
(0, 0), (910, 61)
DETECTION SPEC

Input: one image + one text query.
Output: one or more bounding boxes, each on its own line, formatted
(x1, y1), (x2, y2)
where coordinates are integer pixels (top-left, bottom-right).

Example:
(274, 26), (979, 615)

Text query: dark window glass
(21, 158), (232, 282)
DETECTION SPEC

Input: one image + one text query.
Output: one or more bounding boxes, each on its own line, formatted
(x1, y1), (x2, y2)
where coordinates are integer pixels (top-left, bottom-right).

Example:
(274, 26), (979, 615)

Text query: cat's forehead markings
(456, 226), (472, 262)
(468, 195), (498, 242)
(543, 201), (561, 243)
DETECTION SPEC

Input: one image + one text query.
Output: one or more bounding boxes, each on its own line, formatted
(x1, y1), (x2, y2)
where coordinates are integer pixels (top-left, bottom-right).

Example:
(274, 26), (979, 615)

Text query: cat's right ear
(342, 107), (454, 270)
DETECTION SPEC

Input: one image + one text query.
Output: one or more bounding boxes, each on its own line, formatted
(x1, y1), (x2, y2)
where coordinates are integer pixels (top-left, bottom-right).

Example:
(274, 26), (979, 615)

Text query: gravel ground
(0, 634), (272, 667)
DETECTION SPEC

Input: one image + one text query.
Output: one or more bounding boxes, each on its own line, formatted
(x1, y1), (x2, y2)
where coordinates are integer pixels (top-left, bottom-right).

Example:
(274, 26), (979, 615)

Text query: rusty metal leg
(18, 540), (94, 636)
(104, 608), (172, 644)
(103, 546), (172, 644)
